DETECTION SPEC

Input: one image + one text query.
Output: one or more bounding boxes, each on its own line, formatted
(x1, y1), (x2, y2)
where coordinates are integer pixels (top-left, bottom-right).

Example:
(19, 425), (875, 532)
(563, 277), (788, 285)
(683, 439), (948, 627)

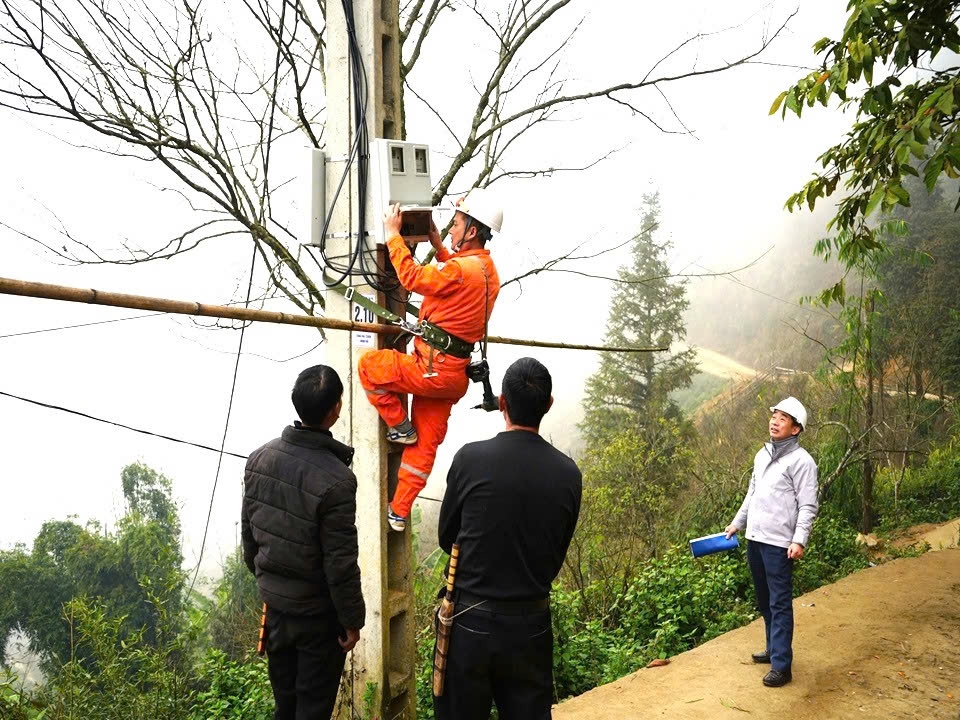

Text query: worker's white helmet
(770, 396), (808, 430)
(457, 188), (503, 233)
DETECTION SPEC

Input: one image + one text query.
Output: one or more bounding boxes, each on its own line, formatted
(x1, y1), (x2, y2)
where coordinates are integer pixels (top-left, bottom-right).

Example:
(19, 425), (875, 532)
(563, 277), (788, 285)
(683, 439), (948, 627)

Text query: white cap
(456, 188), (503, 233)
(770, 397), (807, 430)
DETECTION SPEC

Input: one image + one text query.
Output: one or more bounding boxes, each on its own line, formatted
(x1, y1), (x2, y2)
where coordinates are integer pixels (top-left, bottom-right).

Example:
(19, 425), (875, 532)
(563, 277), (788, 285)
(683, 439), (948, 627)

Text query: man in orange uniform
(358, 189), (502, 532)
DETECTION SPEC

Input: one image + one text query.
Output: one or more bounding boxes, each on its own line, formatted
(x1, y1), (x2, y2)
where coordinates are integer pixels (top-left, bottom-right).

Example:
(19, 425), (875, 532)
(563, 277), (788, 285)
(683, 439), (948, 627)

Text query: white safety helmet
(456, 188), (503, 233)
(769, 396), (808, 430)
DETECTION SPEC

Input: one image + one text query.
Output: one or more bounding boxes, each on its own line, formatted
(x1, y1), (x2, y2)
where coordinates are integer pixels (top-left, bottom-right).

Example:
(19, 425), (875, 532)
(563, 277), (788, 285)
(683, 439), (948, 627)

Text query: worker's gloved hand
(383, 203), (403, 237)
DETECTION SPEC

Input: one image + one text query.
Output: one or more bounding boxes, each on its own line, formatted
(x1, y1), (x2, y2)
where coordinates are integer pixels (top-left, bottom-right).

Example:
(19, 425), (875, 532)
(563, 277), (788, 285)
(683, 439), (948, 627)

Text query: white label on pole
(352, 294), (377, 348)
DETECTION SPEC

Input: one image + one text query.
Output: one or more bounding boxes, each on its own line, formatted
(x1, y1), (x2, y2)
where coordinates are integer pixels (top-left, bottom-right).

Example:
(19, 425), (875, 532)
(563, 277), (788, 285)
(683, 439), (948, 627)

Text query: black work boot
(751, 650), (771, 664)
(762, 669), (792, 687)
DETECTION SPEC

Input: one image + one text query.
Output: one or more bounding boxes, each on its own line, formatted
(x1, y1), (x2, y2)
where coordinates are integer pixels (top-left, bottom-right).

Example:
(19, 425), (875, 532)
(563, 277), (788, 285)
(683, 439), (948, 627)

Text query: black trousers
(433, 606), (553, 720)
(265, 608), (346, 720)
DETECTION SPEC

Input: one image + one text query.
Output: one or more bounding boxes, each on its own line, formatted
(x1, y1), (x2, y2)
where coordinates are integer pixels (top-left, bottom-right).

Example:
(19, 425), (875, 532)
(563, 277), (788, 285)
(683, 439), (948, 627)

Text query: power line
(0, 311), (164, 340)
(0, 390), (446, 505)
(190, 248), (257, 593)
(0, 389), (248, 459)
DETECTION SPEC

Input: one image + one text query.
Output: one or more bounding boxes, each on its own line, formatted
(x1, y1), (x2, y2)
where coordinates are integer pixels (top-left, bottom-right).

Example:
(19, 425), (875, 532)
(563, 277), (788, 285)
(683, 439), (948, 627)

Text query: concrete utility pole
(323, 1), (416, 718)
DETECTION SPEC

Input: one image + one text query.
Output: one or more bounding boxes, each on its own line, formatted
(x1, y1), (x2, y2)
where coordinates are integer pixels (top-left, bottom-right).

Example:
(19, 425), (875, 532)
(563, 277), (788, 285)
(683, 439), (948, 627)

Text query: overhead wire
(188, 246), (258, 594)
(0, 311), (165, 339)
(0, 389), (247, 459)
(0, 391), (446, 504)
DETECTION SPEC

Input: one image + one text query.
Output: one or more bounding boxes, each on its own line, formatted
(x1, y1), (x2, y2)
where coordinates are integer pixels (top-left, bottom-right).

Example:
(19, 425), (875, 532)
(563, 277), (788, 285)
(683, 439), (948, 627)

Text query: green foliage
(573, 192), (699, 600)
(204, 549), (262, 661)
(189, 650), (272, 720)
(874, 428), (960, 528)
(793, 512), (871, 593)
(551, 546), (754, 698)
(0, 464), (184, 674)
(0, 670), (43, 720)
(415, 625), (436, 720)
(35, 591), (195, 720)
(569, 419), (694, 612)
(670, 372), (727, 415)
(780, 0), (960, 268)
(877, 181), (960, 396)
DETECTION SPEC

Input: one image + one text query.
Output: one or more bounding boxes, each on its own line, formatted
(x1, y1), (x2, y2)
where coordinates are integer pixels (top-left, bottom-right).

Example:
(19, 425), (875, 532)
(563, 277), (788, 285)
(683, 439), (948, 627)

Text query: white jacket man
(725, 397), (818, 688)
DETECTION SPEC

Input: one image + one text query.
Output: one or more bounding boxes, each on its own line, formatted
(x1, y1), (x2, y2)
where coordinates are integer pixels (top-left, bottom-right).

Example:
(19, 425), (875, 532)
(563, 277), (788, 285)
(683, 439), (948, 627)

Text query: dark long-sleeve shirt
(438, 430), (582, 601)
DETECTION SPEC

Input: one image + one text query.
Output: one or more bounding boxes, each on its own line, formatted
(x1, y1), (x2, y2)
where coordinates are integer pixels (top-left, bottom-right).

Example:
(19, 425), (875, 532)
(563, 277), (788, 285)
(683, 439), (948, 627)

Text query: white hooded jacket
(731, 439), (819, 549)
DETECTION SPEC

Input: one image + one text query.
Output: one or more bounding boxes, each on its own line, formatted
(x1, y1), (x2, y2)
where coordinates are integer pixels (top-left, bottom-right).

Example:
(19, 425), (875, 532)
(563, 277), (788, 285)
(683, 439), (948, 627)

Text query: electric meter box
(369, 139), (435, 244)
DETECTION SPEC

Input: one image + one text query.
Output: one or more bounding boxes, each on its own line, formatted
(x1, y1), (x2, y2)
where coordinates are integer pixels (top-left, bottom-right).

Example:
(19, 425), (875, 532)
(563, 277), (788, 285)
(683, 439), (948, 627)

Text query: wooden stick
(0, 276), (665, 353)
(256, 603), (267, 656)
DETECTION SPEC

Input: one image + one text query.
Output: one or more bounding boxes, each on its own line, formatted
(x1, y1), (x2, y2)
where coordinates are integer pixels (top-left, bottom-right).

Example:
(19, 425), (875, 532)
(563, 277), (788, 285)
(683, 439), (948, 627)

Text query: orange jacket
(387, 234), (499, 344)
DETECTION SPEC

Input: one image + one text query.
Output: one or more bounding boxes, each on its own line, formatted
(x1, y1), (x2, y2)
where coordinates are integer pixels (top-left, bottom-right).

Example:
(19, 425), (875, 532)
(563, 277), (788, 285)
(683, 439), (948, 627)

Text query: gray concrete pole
(324, 0), (416, 718)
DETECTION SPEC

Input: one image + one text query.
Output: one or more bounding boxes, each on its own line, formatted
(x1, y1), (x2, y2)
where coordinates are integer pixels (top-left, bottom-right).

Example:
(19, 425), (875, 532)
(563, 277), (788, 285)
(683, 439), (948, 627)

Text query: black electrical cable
(315, 0), (407, 309)
(189, 246), (257, 594)
(0, 391), (445, 503)
(316, 0), (368, 287)
(0, 312), (164, 339)
(0, 390), (248, 459)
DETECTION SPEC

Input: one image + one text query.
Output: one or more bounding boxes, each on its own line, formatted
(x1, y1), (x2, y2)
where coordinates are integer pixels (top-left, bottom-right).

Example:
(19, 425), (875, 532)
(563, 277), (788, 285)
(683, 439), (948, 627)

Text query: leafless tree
(0, 0), (796, 313)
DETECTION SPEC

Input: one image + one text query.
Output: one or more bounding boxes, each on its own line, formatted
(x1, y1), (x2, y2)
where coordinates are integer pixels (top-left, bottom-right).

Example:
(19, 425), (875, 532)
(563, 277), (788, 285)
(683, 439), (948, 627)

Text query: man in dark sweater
(435, 357), (582, 720)
(242, 365), (365, 720)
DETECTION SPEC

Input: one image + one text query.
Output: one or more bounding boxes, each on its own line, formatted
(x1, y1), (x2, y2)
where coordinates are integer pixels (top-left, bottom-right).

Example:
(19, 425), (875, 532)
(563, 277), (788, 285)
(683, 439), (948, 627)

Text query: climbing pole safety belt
(322, 272), (474, 359)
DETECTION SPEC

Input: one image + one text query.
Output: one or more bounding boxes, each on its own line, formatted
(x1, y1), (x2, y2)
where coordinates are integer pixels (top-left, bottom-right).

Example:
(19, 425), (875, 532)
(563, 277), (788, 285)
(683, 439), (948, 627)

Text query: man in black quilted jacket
(242, 364), (365, 720)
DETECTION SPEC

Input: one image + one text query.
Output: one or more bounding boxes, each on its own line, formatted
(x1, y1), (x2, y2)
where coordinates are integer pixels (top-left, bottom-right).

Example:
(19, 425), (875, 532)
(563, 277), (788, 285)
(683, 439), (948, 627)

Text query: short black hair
(461, 214), (493, 245)
(501, 357), (552, 427)
(292, 365), (343, 425)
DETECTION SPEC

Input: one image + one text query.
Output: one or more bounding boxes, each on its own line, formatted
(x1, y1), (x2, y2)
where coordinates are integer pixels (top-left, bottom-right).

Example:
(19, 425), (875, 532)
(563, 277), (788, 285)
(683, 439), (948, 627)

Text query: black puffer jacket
(241, 423), (365, 628)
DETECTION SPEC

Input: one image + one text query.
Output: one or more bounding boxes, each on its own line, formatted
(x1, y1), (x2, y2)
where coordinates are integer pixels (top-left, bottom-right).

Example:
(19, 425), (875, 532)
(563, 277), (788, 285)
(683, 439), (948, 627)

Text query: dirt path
(554, 547), (960, 719)
(894, 518), (960, 552)
(686, 346), (760, 380)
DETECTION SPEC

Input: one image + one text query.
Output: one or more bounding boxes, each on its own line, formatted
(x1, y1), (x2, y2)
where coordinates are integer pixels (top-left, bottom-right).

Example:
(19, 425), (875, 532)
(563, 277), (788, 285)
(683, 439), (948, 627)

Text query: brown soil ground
(554, 537), (960, 719)
(892, 518), (960, 552)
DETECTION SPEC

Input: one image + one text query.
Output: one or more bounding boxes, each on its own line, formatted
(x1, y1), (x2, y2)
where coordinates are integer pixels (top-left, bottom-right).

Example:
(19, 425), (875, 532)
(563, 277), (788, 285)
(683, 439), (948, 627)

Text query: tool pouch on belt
(420, 321), (474, 359)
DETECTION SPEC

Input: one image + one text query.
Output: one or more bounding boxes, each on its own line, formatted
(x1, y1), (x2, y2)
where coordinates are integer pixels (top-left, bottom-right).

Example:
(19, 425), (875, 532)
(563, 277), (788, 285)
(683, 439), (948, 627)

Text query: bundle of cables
(312, 0), (406, 305)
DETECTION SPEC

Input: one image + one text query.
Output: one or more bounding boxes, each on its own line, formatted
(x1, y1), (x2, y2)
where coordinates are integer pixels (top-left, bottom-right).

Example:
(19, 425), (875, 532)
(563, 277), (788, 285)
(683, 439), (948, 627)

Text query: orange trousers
(357, 342), (469, 517)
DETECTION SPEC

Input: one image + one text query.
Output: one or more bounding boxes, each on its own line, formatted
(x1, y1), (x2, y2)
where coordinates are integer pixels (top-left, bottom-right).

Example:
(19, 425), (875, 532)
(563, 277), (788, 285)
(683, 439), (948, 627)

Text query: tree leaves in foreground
(775, 0), (960, 270)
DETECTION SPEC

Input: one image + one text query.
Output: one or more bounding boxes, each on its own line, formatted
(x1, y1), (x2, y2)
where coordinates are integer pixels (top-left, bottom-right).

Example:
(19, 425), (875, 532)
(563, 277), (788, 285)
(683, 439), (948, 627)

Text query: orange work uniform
(358, 234), (499, 518)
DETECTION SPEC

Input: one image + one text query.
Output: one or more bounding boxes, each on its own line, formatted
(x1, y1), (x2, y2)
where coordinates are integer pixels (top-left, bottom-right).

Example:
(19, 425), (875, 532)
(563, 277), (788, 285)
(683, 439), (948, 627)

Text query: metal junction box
(369, 139), (435, 244)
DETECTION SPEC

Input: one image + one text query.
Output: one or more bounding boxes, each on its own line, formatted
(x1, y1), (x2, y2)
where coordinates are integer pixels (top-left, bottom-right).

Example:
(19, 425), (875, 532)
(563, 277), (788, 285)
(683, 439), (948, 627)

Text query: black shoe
(763, 669), (792, 687)
(751, 650), (771, 664)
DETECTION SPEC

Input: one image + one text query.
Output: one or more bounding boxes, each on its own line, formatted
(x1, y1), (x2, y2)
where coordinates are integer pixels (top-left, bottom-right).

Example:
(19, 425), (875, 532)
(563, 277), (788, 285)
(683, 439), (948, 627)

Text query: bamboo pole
(0, 277), (665, 353)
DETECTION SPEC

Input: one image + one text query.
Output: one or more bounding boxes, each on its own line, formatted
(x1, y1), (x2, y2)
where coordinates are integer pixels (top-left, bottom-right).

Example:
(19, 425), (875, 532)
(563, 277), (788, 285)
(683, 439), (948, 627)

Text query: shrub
(189, 649), (272, 720)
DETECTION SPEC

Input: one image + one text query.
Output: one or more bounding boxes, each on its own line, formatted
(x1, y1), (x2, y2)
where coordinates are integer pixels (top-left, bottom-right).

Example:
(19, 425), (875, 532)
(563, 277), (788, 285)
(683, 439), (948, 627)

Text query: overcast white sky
(0, 0), (852, 577)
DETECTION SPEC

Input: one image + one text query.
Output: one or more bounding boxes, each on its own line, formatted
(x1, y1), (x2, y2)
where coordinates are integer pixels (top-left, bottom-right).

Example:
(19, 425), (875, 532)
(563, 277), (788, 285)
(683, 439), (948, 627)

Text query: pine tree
(581, 193), (698, 445)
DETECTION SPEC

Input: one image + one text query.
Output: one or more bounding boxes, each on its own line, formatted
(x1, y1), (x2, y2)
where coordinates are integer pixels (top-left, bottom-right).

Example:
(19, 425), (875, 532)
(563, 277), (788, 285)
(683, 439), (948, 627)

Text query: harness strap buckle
(398, 319), (424, 337)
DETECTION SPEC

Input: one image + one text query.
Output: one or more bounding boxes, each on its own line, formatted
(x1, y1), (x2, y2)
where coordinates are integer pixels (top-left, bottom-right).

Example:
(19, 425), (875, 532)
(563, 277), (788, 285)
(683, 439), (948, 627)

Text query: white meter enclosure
(370, 139), (435, 244)
(309, 141), (436, 249)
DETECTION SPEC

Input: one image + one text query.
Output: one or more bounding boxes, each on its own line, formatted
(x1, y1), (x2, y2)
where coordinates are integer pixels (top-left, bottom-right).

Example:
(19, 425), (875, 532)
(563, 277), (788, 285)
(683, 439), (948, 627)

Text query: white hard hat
(770, 397), (808, 430)
(457, 188), (503, 233)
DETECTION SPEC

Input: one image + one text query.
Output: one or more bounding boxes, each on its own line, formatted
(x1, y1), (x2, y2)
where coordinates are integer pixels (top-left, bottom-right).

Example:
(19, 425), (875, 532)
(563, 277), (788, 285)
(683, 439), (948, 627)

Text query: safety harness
(324, 259), (498, 411)
(323, 272), (476, 360)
